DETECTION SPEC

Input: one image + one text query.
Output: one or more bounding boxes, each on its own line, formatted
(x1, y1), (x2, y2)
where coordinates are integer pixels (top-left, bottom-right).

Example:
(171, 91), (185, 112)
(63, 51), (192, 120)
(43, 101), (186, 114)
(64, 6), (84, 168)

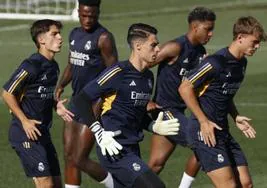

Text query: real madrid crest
(84, 40), (91, 50)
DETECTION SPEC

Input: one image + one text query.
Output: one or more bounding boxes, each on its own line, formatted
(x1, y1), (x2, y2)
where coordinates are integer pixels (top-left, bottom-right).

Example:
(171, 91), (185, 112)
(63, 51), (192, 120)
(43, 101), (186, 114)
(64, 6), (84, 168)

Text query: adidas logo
(41, 74), (47, 81)
(70, 40), (75, 45)
(226, 72), (232, 78)
(183, 58), (189, 64)
(129, 80), (136, 86)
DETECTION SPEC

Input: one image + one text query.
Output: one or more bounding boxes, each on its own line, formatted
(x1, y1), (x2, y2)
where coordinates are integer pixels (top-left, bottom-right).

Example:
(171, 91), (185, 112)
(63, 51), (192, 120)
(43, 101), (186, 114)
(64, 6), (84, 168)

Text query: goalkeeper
(57, 23), (179, 188)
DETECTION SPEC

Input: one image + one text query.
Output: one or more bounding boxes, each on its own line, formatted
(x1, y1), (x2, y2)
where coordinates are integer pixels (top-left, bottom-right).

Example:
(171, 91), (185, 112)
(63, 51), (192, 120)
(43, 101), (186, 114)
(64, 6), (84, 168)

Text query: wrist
(199, 118), (208, 124)
(148, 121), (156, 132)
(19, 115), (28, 125)
(89, 121), (102, 133)
(57, 85), (64, 91)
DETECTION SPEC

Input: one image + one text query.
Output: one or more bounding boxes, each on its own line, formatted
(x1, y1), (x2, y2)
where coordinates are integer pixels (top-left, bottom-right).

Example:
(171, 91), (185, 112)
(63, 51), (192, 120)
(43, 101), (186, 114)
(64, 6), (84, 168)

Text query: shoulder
(174, 35), (187, 47)
(159, 40), (181, 58)
(98, 30), (115, 43)
(203, 54), (225, 70)
(69, 27), (80, 38)
(95, 62), (124, 86)
(97, 62), (123, 80)
(20, 55), (42, 75)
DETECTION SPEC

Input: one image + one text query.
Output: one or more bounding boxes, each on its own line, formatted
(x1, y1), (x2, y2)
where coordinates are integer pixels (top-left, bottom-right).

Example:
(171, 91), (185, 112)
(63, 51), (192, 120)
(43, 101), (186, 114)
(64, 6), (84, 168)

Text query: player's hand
(235, 115), (256, 139)
(200, 119), (222, 147)
(152, 112), (180, 135)
(90, 121), (123, 156)
(22, 119), (42, 141)
(146, 100), (162, 112)
(55, 86), (64, 101)
(56, 99), (74, 122)
(203, 53), (209, 59)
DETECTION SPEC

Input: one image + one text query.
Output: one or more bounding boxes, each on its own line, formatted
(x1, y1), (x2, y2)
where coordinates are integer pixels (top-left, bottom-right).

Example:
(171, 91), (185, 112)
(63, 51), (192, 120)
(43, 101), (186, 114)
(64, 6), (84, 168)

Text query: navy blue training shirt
(69, 23), (110, 95)
(187, 47), (247, 129)
(82, 61), (154, 145)
(155, 35), (206, 110)
(3, 53), (59, 142)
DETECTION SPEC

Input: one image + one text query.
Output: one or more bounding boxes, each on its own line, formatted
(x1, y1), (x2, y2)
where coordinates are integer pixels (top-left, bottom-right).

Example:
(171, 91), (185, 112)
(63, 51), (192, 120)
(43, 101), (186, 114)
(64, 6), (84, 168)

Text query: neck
(129, 52), (147, 72)
(228, 41), (244, 60)
(186, 31), (200, 46)
(38, 48), (55, 61)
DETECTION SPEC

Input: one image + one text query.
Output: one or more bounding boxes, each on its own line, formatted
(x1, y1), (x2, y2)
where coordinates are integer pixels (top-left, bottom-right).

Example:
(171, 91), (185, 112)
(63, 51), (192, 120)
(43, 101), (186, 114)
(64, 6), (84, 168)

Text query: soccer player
(2, 19), (63, 188)
(179, 16), (265, 187)
(65, 23), (181, 188)
(54, 0), (118, 187)
(148, 7), (216, 187)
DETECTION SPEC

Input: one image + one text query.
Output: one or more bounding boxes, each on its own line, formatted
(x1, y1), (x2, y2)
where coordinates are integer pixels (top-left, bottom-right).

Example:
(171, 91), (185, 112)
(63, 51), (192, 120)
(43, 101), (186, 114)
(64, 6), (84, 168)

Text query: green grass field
(1, 0), (267, 187)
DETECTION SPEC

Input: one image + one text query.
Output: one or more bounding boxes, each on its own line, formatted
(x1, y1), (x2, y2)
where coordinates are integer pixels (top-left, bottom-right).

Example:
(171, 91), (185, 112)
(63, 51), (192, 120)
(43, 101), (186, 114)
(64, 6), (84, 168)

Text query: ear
(236, 33), (244, 43)
(191, 21), (199, 32)
(37, 33), (45, 46)
(134, 40), (142, 51)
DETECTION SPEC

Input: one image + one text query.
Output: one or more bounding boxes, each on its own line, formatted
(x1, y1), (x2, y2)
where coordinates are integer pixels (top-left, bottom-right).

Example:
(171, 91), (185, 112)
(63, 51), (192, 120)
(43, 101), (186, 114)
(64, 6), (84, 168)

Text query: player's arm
(2, 65), (41, 141)
(179, 60), (222, 147)
(228, 99), (256, 138)
(98, 32), (118, 67)
(71, 65), (123, 156)
(149, 40), (181, 67)
(55, 57), (72, 101)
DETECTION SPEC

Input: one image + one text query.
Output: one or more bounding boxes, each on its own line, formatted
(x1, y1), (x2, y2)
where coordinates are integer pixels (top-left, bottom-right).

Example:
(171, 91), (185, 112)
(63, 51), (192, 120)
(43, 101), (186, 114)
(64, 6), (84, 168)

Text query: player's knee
(220, 177), (237, 188)
(64, 148), (75, 165)
(34, 176), (54, 188)
(133, 170), (165, 188)
(148, 158), (166, 174)
(240, 179), (253, 188)
(73, 153), (89, 170)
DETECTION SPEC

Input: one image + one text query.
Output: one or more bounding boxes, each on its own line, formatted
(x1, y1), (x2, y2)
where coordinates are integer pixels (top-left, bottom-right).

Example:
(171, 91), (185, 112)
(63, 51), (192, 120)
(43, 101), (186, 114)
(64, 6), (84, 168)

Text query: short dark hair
(233, 16), (267, 41)
(188, 7), (216, 24)
(30, 19), (62, 48)
(78, 0), (101, 7)
(127, 23), (158, 48)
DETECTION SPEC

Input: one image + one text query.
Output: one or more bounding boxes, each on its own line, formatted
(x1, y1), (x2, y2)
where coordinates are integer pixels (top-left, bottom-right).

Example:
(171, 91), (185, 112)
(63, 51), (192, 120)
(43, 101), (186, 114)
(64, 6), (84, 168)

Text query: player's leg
(52, 176), (62, 188)
(179, 154), (200, 188)
(235, 166), (253, 188)
(184, 154), (200, 177)
(148, 134), (175, 174)
(33, 176), (54, 188)
(73, 123), (109, 180)
(228, 135), (252, 188)
(45, 142), (62, 188)
(12, 141), (62, 188)
(70, 121), (113, 187)
(207, 166), (236, 188)
(63, 120), (82, 187)
(133, 170), (165, 188)
(97, 144), (164, 188)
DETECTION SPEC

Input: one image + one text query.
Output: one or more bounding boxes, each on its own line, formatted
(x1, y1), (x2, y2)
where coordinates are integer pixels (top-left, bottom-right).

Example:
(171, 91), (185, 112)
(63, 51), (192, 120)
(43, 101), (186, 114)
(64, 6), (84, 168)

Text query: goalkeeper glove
(151, 112), (180, 135)
(89, 121), (123, 156)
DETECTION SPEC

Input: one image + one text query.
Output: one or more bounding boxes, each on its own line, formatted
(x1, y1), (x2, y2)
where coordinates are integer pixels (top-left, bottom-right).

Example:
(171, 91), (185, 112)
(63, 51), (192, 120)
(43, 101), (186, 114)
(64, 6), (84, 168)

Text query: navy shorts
(68, 98), (86, 124)
(188, 118), (248, 172)
(97, 144), (151, 188)
(11, 140), (61, 177)
(163, 108), (189, 147)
